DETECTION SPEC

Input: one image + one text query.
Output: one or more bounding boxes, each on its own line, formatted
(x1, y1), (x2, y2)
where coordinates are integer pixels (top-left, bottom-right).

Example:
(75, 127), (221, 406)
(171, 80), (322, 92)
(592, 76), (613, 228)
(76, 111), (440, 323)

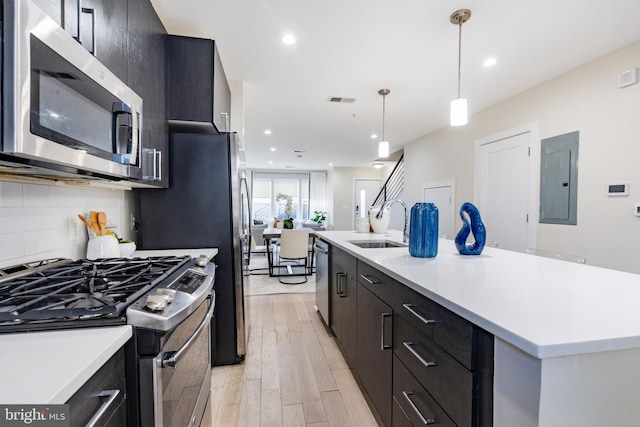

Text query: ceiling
(150, 0), (640, 171)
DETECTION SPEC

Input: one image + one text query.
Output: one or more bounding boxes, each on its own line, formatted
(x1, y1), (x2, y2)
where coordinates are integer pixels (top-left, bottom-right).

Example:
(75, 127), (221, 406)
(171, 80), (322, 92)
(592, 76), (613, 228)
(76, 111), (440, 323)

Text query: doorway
(423, 180), (455, 239)
(354, 179), (381, 229)
(474, 123), (539, 252)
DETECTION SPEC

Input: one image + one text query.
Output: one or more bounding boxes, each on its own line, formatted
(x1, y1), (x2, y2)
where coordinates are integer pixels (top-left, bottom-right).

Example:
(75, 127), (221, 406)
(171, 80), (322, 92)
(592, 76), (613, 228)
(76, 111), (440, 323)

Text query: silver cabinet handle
(403, 341), (437, 368)
(163, 295), (215, 368)
(79, 7), (97, 55)
(360, 274), (380, 284)
(314, 244), (328, 254)
(155, 150), (162, 181)
(380, 312), (392, 350)
(402, 303), (436, 326)
(220, 112), (230, 131)
(402, 391), (437, 425)
(85, 389), (120, 427)
(142, 148), (162, 181)
(336, 272), (347, 297)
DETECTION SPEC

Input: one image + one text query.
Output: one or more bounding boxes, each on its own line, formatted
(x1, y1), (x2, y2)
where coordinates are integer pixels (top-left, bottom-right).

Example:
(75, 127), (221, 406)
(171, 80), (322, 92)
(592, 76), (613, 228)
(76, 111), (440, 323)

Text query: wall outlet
(130, 213), (137, 231)
(68, 216), (83, 242)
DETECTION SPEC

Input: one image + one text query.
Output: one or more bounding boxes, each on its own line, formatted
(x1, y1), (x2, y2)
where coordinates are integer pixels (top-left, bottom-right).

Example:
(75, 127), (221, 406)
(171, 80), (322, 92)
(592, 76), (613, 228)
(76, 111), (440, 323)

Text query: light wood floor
(206, 292), (379, 427)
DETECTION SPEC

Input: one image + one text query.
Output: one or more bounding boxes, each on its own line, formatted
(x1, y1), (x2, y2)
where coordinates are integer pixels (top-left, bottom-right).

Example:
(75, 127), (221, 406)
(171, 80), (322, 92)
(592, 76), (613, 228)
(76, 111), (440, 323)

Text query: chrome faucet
(376, 199), (409, 243)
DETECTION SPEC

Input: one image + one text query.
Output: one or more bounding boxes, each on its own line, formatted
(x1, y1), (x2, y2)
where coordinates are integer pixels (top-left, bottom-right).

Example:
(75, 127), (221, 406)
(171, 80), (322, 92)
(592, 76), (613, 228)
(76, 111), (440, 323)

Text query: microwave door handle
(112, 102), (133, 162)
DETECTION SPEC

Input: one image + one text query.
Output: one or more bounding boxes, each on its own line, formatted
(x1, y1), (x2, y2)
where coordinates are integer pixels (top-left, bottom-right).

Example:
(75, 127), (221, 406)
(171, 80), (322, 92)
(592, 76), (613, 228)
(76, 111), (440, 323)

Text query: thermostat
(607, 183), (628, 196)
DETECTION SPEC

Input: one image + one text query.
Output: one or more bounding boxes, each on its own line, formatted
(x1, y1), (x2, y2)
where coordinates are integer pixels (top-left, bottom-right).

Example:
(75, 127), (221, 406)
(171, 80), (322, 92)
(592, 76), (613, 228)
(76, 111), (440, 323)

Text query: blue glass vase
(409, 203), (438, 258)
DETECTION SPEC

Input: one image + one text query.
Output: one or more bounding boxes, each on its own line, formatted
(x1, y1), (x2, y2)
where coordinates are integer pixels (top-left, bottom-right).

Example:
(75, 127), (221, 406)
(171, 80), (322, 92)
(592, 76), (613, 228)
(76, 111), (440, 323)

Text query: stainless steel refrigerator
(136, 132), (249, 366)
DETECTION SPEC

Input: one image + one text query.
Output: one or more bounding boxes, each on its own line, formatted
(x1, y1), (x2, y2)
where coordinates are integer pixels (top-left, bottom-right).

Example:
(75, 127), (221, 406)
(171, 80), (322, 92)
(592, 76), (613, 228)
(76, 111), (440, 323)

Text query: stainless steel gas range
(0, 255), (216, 427)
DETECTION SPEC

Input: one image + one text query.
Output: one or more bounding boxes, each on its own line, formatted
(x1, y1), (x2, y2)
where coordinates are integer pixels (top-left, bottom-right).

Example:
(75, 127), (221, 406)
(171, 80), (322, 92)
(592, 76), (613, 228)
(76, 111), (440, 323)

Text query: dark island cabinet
(357, 282), (393, 426)
(319, 247), (494, 426)
(392, 282), (494, 427)
(32, 0), (129, 83)
(167, 36), (231, 132)
(127, 0), (169, 187)
(329, 246), (358, 368)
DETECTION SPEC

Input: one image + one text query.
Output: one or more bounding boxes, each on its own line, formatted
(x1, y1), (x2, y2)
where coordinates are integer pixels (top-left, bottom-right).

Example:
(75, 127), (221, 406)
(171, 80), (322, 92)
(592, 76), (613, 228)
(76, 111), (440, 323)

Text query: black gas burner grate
(0, 256), (190, 330)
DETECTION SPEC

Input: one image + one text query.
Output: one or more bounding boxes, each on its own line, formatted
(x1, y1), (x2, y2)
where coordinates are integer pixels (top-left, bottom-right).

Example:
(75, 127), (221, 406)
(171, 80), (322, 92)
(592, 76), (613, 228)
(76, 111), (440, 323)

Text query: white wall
(331, 167), (386, 230)
(0, 180), (135, 268)
(404, 40), (640, 273)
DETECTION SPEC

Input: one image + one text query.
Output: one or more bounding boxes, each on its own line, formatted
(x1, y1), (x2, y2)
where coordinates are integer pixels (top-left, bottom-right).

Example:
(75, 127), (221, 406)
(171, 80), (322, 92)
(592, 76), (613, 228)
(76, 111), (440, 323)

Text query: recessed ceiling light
(264, 130), (272, 135)
(483, 57), (497, 67)
(281, 34), (296, 45)
(329, 163), (333, 166)
(270, 147), (276, 152)
(373, 162), (384, 169)
(370, 134), (378, 139)
(268, 161), (273, 164)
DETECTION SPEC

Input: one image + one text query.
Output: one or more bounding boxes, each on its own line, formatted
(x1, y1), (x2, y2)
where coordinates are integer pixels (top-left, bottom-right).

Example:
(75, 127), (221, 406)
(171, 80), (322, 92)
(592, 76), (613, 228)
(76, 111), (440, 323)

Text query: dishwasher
(314, 239), (330, 324)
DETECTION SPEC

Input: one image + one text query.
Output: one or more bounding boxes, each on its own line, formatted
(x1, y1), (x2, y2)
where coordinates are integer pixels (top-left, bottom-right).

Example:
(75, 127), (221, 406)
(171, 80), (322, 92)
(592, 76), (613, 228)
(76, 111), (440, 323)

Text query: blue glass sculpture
(455, 202), (486, 255)
(409, 203), (438, 258)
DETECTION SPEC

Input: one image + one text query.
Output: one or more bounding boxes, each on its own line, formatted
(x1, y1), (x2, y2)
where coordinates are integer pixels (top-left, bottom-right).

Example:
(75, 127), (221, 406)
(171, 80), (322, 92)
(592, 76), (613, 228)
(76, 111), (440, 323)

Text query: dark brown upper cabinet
(167, 36), (231, 133)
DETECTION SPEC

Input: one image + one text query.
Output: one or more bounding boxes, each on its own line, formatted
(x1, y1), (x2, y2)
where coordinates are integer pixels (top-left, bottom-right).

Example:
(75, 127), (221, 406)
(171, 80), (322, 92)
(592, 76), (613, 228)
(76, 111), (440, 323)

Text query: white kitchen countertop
(0, 326), (132, 404)
(316, 230), (640, 359)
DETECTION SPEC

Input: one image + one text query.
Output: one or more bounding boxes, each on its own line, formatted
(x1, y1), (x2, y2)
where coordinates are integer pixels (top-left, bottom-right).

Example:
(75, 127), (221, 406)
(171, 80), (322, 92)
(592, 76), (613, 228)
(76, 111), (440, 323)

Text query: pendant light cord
(382, 93), (386, 141)
(457, 21), (462, 99)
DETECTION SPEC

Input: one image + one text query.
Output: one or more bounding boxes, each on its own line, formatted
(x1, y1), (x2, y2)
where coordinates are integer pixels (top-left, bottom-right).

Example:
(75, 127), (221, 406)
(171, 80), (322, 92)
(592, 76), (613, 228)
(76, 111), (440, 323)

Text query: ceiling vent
(328, 97), (356, 103)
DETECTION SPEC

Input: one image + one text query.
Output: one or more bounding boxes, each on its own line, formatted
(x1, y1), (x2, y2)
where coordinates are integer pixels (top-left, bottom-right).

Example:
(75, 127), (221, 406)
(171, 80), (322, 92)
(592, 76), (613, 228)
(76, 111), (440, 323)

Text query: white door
(354, 179), (381, 228)
(475, 127), (536, 252)
(423, 181), (455, 239)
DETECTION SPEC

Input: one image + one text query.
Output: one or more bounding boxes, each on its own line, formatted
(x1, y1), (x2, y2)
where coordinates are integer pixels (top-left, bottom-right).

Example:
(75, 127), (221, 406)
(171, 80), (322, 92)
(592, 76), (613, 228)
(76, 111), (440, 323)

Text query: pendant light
(450, 9), (471, 126)
(378, 88), (390, 158)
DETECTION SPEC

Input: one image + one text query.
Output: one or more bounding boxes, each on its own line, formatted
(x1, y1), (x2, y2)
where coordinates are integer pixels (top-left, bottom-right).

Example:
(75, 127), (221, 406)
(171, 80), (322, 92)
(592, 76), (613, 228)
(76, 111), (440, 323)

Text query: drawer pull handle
(85, 389), (120, 427)
(360, 274), (380, 284)
(403, 341), (437, 368)
(402, 391), (437, 425)
(337, 272), (347, 297)
(403, 303), (436, 326)
(380, 312), (392, 350)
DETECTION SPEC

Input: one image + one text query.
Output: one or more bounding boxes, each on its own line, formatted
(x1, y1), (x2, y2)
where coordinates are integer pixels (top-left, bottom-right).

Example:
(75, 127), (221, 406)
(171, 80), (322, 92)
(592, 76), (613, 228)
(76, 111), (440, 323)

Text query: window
(252, 172), (310, 221)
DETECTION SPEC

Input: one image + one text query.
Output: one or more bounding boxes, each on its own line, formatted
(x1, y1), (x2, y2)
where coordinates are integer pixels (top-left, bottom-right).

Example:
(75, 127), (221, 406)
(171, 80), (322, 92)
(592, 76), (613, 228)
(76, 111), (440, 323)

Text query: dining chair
(276, 228), (310, 284)
(248, 234), (275, 275)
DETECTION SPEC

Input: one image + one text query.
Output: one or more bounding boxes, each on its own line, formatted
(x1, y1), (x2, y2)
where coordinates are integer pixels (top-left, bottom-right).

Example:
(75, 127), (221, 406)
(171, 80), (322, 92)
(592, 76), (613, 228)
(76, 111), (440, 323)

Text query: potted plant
(311, 210), (327, 225)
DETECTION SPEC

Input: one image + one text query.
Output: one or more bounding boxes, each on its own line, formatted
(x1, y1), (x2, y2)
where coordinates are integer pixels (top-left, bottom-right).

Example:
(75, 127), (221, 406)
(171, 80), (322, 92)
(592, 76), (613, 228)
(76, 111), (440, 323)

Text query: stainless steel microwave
(1, 0), (143, 180)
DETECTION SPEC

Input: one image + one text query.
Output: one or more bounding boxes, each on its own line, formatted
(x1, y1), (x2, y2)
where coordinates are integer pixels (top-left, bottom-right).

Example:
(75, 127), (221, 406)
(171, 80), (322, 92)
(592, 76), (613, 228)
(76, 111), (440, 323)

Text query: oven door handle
(162, 293), (215, 368)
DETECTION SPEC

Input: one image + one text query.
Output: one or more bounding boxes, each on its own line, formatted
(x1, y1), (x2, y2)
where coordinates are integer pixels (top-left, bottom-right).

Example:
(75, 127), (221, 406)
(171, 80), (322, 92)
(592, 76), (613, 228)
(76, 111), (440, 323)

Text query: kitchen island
(317, 230), (640, 427)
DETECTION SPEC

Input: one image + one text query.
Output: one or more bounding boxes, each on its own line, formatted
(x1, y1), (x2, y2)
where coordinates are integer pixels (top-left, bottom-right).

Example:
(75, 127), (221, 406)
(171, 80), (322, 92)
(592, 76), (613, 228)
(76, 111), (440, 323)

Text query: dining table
(261, 227), (318, 277)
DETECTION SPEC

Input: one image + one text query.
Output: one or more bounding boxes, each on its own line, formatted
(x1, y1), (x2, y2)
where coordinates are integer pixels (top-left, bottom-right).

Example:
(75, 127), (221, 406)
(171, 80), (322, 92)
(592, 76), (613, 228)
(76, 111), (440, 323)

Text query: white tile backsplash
(0, 181), (23, 207)
(0, 180), (134, 268)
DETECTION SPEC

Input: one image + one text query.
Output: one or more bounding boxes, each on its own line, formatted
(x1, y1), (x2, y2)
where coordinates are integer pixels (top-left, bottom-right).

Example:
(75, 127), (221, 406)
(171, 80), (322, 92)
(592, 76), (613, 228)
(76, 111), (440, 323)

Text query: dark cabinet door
(79, 0), (128, 83)
(357, 283), (393, 427)
(167, 36), (231, 132)
(36, 0), (129, 82)
(329, 248), (358, 368)
(127, 0), (168, 187)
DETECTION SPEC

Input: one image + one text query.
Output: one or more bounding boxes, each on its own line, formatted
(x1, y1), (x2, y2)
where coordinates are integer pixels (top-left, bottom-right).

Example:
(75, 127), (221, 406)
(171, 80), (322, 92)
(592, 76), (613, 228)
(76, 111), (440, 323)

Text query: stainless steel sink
(348, 240), (407, 248)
